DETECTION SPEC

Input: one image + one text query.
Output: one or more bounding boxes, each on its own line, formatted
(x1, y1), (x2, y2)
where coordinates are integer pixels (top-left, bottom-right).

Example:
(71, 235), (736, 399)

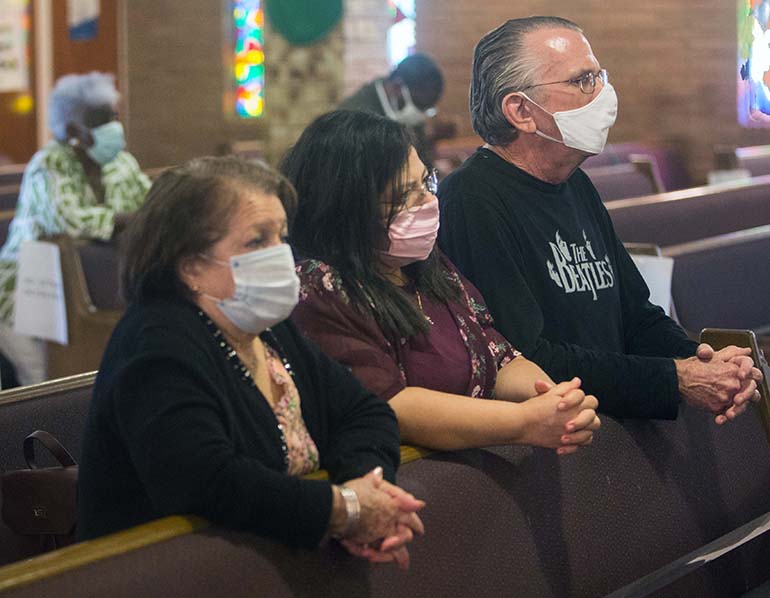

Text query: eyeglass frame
(395, 167), (439, 214)
(519, 69), (608, 95)
(422, 167), (438, 195)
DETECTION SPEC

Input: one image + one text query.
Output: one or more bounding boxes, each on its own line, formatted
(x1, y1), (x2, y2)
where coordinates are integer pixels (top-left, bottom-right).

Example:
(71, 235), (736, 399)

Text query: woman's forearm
(493, 357), (554, 402)
(388, 387), (531, 450)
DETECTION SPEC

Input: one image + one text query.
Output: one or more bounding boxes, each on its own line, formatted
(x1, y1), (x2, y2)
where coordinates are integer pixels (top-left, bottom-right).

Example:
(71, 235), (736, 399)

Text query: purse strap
(23, 430), (76, 469)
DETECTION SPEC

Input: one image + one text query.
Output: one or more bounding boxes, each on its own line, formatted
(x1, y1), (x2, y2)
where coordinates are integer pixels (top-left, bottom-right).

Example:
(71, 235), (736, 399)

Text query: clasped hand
(337, 467), (425, 570)
(526, 377), (601, 456)
(676, 343), (763, 424)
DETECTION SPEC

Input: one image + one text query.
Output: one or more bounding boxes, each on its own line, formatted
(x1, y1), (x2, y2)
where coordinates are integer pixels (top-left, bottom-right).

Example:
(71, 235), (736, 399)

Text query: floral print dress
(292, 254), (520, 401)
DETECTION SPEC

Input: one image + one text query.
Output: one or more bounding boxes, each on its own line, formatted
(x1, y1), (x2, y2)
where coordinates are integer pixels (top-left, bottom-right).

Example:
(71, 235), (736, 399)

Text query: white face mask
(376, 80), (436, 127)
(201, 243), (300, 335)
(521, 82), (618, 155)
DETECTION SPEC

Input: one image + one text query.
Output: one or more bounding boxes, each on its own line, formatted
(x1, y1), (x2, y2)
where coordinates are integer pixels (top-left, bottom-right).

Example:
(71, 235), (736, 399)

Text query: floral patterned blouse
(263, 344), (320, 476)
(292, 255), (520, 401)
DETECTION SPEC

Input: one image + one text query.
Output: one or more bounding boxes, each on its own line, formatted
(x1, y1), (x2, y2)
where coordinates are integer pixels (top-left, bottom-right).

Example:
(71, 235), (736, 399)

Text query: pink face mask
(380, 197), (440, 268)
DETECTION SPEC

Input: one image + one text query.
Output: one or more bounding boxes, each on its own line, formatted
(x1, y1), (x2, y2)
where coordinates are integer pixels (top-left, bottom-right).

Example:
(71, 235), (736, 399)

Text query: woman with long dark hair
(281, 110), (600, 452)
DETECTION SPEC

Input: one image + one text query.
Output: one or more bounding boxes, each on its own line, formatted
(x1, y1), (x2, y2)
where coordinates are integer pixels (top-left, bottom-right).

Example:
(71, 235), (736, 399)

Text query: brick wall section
(122, 0), (344, 168)
(343, 0), (391, 97)
(416, 1), (770, 184)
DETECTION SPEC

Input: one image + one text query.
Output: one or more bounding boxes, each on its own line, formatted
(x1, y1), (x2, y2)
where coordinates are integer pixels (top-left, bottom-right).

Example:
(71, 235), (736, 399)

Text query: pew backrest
(584, 161), (659, 201)
(583, 142), (691, 191)
(736, 144), (770, 177)
(0, 165), (25, 188)
(0, 185), (19, 212)
(608, 175), (770, 247)
(1, 404), (768, 597)
(0, 210), (14, 248)
(76, 241), (122, 311)
(0, 373), (95, 566)
(42, 236), (122, 379)
(664, 224), (770, 335)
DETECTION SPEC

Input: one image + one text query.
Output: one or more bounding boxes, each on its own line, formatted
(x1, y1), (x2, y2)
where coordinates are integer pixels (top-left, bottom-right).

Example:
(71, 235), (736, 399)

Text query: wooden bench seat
(608, 176), (770, 247)
(42, 236), (122, 380)
(735, 145), (770, 178)
(0, 165), (25, 188)
(663, 225), (770, 336)
(0, 373), (95, 566)
(0, 186), (19, 212)
(582, 142), (691, 191)
(584, 158), (661, 201)
(0, 390), (768, 596)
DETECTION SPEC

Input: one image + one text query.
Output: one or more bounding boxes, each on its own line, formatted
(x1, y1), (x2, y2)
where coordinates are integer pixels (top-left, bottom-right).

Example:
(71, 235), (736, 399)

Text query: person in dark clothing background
(339, 53), (454, 166)
(438, 16), (762, 423)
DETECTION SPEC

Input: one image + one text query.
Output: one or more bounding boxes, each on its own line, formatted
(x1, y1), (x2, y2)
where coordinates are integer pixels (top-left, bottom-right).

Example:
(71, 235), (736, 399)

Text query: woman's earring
(68, 137), (80, 147)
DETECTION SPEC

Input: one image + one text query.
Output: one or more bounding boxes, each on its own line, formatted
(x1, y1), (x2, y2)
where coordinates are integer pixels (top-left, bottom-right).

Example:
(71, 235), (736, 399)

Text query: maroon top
(292, 256), (520, 401)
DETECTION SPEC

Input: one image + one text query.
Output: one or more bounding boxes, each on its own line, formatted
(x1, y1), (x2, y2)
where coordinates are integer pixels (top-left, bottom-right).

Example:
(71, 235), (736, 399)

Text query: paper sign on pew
(13, 241), (68, 345)
(630, 254), (674, 316)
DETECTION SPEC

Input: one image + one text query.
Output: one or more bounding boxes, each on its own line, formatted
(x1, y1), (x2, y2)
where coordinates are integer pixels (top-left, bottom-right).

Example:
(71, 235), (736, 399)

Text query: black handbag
(1, 430), (78, 550)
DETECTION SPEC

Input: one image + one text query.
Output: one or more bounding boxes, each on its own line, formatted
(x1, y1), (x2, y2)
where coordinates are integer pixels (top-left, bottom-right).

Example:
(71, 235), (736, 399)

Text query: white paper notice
(13, 241), (68, 345)
(630, 254), (674, 316)
(0, 0), (30, 93)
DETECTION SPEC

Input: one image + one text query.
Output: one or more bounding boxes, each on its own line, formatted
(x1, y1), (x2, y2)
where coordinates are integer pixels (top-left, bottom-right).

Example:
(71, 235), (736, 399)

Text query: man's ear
(501, 92), (537, 134)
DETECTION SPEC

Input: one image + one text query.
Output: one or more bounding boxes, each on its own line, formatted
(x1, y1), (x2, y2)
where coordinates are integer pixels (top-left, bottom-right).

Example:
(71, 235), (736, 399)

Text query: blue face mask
(86, 121), (126, 165)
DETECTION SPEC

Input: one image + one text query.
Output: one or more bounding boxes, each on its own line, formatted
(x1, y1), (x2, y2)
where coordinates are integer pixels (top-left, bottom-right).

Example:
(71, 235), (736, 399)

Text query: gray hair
(470, 17), (582, 146)
(48, 72), (119, 141)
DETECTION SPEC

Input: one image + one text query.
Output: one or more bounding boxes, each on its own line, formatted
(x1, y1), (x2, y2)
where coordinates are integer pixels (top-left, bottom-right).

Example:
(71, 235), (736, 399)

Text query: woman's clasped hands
(330, 466), (425, 570)
(522, 377), (601, 455)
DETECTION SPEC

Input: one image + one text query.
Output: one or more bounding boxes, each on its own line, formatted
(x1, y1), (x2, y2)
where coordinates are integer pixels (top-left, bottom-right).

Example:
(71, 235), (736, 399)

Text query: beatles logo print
(546, 230), (614, 300)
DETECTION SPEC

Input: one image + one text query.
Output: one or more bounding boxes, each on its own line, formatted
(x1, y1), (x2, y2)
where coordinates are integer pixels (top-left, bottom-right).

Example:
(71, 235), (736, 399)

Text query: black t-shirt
(438, 148), (697, 419)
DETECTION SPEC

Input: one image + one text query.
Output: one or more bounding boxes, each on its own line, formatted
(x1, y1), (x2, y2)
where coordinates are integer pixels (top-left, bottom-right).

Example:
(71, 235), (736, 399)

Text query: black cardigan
(77, 297), (400, 547)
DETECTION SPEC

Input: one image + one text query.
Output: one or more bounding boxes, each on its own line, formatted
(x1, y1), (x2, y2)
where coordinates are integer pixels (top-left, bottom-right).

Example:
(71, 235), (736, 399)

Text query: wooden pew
(663, 225), (770, 337)
(0, 165), (25, 188)
(0, 185), (19, 212)
(0, 210), (14, 248)
(734, 145), (770, 178)
(0, 399), (768, 597)
(583, 142), (691, 191)
(43, 236), (122, 379)
(608, 176), (770, 247)
(584, 156), (662, 202)
(0, 373), (95, 566)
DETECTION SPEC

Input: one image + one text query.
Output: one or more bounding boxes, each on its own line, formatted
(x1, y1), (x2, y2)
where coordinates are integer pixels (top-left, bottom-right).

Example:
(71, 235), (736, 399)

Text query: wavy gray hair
(48, 72), (119, 141)
(470, 17), (582, 146)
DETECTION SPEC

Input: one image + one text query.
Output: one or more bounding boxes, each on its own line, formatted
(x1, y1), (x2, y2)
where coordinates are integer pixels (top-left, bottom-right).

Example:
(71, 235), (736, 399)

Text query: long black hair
(280, 109), (459, 341)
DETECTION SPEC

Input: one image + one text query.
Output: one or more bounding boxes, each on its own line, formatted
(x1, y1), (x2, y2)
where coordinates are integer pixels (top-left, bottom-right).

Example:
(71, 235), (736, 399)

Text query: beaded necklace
(197, 310), (293, 471)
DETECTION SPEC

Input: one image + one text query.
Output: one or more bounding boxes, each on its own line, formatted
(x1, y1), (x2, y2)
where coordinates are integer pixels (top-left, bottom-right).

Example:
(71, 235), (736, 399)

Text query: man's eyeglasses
(520, 69), (608, 95)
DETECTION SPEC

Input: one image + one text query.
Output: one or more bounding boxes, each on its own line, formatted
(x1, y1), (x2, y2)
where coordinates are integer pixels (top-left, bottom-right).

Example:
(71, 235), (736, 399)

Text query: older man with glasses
(437, 16), (762, 423)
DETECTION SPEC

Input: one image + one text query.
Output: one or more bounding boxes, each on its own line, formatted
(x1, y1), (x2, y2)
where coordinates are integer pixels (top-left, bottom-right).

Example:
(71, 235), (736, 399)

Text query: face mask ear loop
(198, 253), (229, 268)
(517, 92), (563, 145)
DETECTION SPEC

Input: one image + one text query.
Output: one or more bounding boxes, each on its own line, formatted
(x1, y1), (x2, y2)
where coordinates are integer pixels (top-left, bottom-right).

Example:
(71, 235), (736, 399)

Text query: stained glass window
(738, 0), (770, 126)
(387, 0), (415, 66)
(231, 0), (265, 119)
